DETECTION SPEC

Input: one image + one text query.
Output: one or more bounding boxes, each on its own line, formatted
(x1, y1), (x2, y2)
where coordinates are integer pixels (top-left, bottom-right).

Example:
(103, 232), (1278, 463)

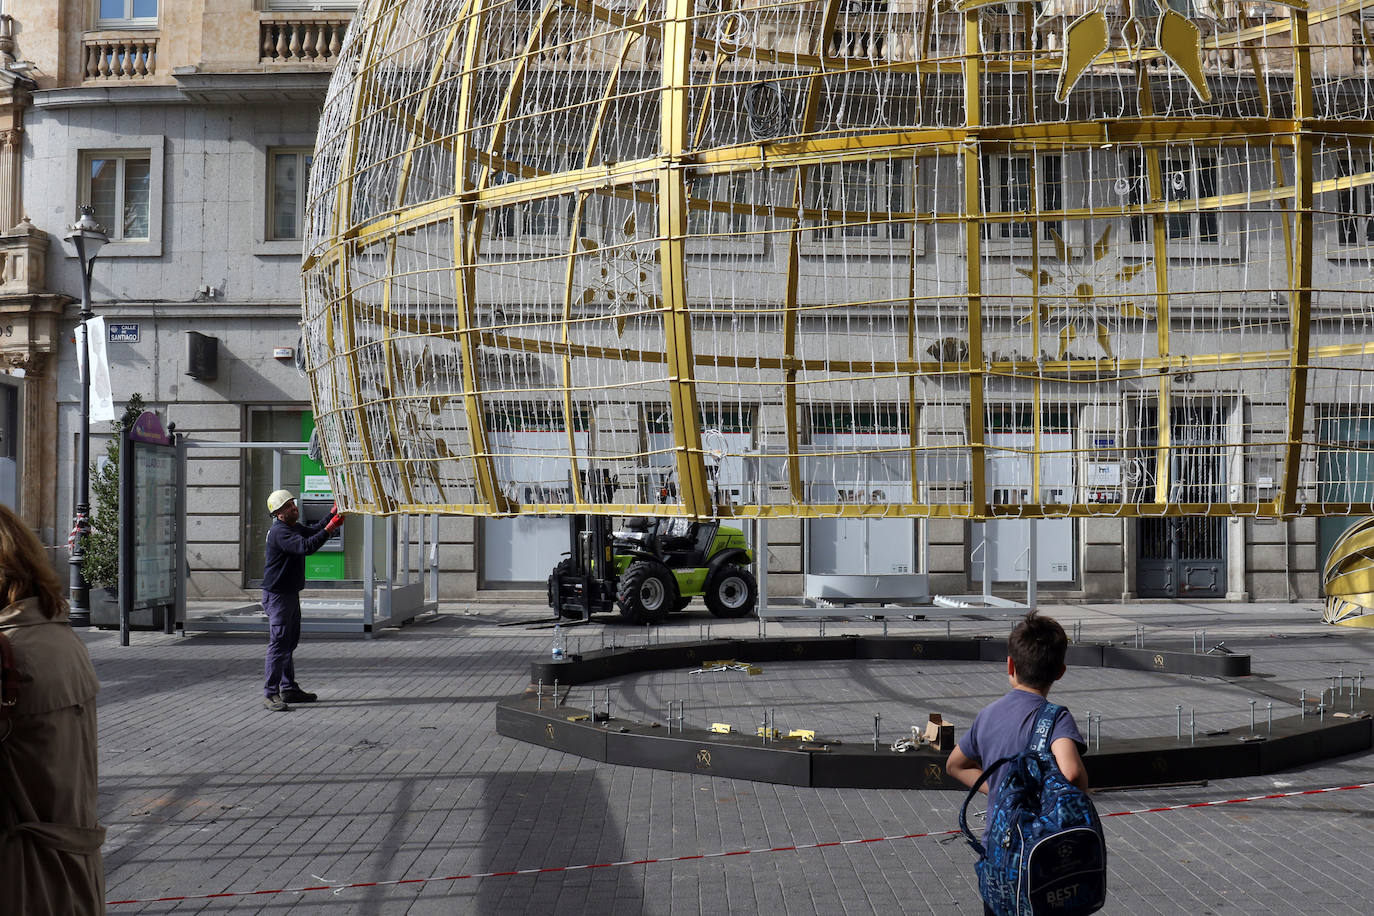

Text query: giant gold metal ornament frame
(303, 0), (1374, 522)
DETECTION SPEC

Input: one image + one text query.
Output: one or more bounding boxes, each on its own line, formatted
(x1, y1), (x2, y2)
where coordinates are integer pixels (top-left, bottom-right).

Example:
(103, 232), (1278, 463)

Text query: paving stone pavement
(85, 601), (1374, 914)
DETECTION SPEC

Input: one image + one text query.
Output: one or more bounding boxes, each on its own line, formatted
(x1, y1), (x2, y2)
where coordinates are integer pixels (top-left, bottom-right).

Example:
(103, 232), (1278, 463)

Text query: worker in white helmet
(260, 489), (343, 711)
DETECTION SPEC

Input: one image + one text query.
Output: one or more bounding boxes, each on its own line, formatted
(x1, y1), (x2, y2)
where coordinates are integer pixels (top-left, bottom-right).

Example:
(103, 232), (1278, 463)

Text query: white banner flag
(75, 316), (118, 423)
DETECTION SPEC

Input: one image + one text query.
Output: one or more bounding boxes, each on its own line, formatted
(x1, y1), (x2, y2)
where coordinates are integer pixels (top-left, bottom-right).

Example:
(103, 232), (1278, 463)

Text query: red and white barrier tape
(106, 780), (1374, 907)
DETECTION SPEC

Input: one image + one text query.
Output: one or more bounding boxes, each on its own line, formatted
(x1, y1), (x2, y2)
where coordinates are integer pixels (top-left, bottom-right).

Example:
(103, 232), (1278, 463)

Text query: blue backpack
(958, 702), (1107, 916)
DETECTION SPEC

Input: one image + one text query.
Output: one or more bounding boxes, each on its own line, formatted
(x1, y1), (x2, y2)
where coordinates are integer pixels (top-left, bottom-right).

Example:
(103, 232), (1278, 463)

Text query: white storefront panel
(481, 423), (589, 586)
(806, 427), (916, 575)
(973, 431), (1076, 584)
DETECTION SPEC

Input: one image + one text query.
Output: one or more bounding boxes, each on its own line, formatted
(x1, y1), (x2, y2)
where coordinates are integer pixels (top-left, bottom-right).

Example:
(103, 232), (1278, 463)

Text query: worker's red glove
(325, 513), (344, 533)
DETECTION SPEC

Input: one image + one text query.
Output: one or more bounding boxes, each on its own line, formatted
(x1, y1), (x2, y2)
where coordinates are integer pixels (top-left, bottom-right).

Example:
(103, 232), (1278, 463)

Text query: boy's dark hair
(1007, 612), (1068, 689)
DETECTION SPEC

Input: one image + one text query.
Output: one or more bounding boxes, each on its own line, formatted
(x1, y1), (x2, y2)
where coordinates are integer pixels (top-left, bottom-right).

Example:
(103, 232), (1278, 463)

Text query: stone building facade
(7, 1), (1360, 605)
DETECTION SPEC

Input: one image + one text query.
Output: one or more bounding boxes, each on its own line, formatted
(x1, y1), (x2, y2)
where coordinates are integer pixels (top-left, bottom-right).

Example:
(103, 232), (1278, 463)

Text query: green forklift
(548, 514), (758, 625)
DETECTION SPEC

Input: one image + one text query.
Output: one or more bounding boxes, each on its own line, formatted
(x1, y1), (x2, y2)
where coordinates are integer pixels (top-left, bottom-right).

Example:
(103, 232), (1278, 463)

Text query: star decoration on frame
(1017, 224), (1151, 359)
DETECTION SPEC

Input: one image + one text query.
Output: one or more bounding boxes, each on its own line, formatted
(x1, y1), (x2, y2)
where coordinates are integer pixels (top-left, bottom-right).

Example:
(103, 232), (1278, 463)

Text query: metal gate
(1134, 403), (1227, 598)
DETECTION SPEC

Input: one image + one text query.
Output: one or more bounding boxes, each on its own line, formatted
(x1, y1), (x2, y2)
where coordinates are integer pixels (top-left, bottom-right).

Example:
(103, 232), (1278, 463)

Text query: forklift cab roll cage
(549, 514), (753, 622)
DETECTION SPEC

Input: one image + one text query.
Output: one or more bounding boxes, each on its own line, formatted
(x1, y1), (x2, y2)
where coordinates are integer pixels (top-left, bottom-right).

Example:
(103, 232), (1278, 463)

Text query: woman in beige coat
(0, 504), (105, 915)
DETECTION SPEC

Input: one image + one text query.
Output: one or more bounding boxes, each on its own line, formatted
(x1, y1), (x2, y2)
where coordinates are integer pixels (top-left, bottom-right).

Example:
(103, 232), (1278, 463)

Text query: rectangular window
(800, 158), (923, 254)
(486, 403), (590, 434)
(1317, 408), (1374, 569)
(1335, 155), (1374, 246)
(1125, 150), (1220, 246)
(805, 159), (908, 243)
(268, 148), (313, 241)
(984, 405), (1073, 435)
(98, 0), (157, 27)
(0, 382), (18, 512)
(81, 151), (151, 241)
(982, 154), (1062, 242)
(684, 171), (768, 255)
(489, 158), (567, 244)
(809, 406), (908, 436)
(687, 172), (752, 237)
(1163, 156), (1219, 242)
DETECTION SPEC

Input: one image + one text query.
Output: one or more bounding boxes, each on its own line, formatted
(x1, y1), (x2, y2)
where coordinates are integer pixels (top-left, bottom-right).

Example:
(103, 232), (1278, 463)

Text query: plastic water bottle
(552, 623), (566, 661)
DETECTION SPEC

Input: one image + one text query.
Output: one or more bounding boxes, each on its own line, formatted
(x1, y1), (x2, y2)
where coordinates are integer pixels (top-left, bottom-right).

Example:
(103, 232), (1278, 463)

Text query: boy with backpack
(946, 611), (1105, 915)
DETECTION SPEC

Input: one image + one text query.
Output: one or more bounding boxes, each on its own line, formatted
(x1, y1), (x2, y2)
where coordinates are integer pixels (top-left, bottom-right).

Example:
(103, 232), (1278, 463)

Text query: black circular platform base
(495, 635), (1372, 790)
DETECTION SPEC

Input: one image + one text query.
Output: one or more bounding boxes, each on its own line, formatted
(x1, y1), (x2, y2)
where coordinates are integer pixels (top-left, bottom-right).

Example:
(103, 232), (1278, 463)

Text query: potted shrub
(83, 394), (145, 625)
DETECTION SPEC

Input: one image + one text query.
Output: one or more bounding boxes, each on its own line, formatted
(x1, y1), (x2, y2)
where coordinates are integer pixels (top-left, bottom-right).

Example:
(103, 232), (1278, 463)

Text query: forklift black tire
(617, 561), (677, 625)
(703, 565), (757, 618)
(547, 558), (570, 607)
(672, 597), (692, 613)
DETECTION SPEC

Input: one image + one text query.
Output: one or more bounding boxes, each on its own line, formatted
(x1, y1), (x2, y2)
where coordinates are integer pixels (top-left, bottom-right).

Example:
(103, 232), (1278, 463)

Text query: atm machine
(300, 419), (344, 581)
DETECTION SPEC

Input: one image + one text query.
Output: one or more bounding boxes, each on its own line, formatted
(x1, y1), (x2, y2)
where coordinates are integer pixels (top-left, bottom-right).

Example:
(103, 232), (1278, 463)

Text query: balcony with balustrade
(259, 15), (350, 67)
(80, 33), (158, 81)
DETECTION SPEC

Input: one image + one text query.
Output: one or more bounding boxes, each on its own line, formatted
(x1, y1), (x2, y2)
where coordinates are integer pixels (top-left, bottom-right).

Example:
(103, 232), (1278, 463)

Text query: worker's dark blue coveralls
(262, 516), (335, 698)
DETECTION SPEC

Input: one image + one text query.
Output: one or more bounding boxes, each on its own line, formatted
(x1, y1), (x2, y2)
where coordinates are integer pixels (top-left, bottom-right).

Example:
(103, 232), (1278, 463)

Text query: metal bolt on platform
(873, 713), (881, 751)
(1190, 708), (1196, 744)
(1267, 702), (1273, 735)
(1177, 705), (1183, 740)
(1301, 689), (1307, 718)
(1250, 699), (1256, 733)
(537, 679), (543, 710)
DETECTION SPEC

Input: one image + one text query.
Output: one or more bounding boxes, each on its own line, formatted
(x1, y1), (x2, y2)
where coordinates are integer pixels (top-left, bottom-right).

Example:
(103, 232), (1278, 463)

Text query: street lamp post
(64, 206), (108, 627)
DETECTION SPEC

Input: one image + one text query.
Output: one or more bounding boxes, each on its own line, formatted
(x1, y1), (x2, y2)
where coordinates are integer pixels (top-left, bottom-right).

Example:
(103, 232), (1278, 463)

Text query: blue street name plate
(108, 323), (139, 343)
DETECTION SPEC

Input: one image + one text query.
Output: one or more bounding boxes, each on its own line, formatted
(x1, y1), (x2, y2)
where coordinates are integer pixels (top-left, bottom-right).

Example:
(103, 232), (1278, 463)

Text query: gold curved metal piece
(660, 0), (710, 517)
(1323, 518), (1374, 626)
(782, 0), (848, 506)
(451, 0), (511, 515)
(1056, 11), (1110, 104)
(1156, 8), (1212, 103)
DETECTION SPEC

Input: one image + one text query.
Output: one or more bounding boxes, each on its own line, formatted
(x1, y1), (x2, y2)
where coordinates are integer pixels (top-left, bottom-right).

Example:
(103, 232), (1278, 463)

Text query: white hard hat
(267, 489), (297, 515)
